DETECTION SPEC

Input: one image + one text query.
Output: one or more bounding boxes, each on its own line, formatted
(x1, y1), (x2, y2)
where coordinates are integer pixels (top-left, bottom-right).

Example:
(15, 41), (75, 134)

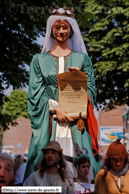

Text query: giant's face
(52, 20), (71, 42)
(0, 159), (15, 191)
(44, 149), (61, 167)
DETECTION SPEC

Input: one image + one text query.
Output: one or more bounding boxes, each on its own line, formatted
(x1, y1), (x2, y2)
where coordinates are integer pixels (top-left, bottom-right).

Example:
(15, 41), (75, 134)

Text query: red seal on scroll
(77, 119), (84, 131)
(77, 112), (84, 131)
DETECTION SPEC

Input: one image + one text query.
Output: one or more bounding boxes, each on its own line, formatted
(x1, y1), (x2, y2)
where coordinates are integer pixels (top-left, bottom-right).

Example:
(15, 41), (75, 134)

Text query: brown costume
(95, 168), (129, 194)
(95, 139), (129, 194)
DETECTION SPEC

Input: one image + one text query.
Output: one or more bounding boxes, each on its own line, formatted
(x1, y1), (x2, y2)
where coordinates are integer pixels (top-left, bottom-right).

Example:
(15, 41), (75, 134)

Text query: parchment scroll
(53, 71), (88, 119)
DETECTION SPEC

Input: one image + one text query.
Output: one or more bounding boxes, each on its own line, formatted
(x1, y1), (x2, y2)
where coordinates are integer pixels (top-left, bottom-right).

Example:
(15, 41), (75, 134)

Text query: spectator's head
(21, 154), (27, 163)
(42, 141), (63, 167)
(0, 153), (15, 192)
(106, 138), (128, 173)
(73, 153), (91, 179)
(15, 155), (24, 172)
(23, 156), (27, 163)
(38, 141), (66, 181)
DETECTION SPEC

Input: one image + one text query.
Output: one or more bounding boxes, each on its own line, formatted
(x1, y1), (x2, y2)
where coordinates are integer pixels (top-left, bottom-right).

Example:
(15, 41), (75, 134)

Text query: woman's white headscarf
(41, 15), (88, 55)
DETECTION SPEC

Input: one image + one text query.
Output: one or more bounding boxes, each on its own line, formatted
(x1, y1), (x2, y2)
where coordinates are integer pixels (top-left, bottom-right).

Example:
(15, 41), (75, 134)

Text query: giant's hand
(55, 106), (74, 122)
(68, 67), (80, 72)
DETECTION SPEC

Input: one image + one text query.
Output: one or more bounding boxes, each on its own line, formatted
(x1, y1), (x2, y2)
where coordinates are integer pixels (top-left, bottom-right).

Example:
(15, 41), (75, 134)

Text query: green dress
(24, 51), (101, 181)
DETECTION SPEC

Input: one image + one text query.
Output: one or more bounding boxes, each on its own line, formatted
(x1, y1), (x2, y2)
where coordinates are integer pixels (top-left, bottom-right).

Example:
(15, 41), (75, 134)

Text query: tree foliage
(81, 0), (129, 108)
(5, 89), (29, 120)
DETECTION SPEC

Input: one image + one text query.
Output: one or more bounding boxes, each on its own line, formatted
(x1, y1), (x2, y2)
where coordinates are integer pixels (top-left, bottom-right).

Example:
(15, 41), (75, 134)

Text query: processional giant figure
(24, 6), (101, 181)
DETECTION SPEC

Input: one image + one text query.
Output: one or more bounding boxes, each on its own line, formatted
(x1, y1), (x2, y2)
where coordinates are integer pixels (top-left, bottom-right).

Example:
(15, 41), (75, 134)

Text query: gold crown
(50, 5), (74, 18)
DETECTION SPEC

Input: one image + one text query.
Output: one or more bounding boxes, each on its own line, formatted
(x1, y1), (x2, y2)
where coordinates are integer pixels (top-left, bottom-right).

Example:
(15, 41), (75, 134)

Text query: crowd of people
(0, 139), (129, 193)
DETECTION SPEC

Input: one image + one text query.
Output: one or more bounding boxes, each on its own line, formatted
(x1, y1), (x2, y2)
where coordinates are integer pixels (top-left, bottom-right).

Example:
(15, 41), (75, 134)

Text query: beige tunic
(95, 169), (129, 194)
(23, 170), (76, 194)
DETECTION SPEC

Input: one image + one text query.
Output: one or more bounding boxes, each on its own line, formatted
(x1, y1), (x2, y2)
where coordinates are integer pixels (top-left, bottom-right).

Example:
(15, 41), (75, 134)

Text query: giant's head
(41, 6), (87, 55)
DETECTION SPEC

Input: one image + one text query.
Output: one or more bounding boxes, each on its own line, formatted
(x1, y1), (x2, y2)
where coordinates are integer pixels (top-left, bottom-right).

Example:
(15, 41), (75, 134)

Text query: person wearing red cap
(94, 138), (129, 194)
(23, 141), (76, 194)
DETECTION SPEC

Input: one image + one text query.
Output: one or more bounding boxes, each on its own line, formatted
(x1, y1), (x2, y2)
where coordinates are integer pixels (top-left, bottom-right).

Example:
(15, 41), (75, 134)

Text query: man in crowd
(23, 141), (76, 194)
(0, 153), (16, 193)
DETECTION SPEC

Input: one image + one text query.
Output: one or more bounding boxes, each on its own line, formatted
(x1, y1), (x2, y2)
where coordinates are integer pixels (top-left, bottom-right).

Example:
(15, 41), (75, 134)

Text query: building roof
(99, 105), (127, 127)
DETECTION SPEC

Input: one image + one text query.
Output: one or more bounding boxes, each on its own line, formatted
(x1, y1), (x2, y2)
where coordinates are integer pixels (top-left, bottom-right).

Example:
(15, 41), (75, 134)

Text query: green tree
(81, 0), (129, 108)
(0, 0), (43, 130)
(5, 89), (29, 120)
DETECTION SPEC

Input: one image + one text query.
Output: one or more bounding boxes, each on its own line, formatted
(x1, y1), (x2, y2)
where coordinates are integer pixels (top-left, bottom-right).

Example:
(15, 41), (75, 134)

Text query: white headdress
(41, 10), (88, 54)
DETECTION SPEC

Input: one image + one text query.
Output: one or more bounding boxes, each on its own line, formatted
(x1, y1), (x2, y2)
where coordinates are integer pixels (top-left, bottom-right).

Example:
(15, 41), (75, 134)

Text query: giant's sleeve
(28, 54), (51, 165)
(28, 54), (51, 121)
(82, 55), (95, 107)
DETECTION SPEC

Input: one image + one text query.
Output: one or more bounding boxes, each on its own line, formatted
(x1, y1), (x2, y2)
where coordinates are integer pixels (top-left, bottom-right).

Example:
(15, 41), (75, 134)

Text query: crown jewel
(50, 5), (74, 18)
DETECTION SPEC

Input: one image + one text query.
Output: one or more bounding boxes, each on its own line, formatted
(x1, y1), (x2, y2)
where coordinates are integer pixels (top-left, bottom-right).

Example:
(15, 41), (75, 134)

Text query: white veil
(41, 15), (88, 55)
